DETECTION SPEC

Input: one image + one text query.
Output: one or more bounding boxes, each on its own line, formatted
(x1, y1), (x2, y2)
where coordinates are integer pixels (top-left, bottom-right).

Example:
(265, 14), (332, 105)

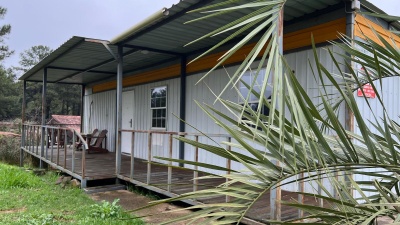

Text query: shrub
(0, 134), (20, 165)
(90, 199), (122, 219)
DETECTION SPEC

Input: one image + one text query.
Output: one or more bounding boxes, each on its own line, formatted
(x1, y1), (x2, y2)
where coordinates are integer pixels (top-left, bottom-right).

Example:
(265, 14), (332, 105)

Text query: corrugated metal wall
(83, 45), (346, 194)
(184, 45), (345, 194)
(353, 77), (400, 198)
(83, 78), (181, 160)
(83, 89), (117, 152)
(126, 78), (181, 163)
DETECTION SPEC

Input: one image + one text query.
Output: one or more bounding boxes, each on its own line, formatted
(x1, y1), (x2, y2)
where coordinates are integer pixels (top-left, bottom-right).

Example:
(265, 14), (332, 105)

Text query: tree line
(0, 6), (81, 122)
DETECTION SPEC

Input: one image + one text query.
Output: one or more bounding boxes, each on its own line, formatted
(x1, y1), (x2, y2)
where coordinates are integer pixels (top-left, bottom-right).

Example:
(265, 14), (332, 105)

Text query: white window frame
(150, 86), (167, 130)
(238, 68), (272, 109)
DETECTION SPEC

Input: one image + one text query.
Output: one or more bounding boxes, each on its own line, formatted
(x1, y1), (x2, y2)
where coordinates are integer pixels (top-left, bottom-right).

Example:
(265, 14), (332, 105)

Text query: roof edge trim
(110, 7), (170, 44)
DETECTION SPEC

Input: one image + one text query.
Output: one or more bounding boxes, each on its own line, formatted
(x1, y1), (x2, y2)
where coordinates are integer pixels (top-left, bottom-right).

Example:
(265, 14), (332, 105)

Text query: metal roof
(20, 0), (397, 84)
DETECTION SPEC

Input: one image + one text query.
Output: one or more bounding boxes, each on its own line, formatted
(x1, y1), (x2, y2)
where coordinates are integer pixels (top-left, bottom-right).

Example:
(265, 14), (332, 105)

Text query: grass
(0, 163), (145, 225)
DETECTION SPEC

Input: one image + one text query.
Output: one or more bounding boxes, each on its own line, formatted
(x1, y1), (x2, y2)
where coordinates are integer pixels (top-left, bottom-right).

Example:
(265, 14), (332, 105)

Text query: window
(239, 68), (272, 117)
(151, 86), (167, 129)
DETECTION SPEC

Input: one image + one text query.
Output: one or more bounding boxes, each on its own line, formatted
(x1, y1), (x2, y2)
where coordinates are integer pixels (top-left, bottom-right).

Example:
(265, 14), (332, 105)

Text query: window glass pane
(240, 87), (249, 98)
(161, 109), (166, 117)
(161, 119), (166, 128)
(241, 72), (251, 85)
(151, 98), (156, 108)
(157, 109), (161, 117)
(152, 119), (157, 128)
(160, 97), (166, 107)
(152, 109), (157, 117)
(155, 97), (159, 107)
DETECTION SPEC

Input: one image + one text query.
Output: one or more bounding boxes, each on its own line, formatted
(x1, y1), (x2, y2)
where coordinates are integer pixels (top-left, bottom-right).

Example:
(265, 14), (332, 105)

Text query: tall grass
(0, 164), (42, 188)
(0, 135), (21, 165)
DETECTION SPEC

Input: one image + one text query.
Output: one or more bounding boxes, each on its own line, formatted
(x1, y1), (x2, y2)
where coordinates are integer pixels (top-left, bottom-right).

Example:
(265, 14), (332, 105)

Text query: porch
(21, 124), (326, 223)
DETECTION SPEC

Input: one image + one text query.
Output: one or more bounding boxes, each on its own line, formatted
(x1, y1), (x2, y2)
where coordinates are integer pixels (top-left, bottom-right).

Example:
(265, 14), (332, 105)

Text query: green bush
(0, 135), (21, 165)
(90, 199), (122, 219)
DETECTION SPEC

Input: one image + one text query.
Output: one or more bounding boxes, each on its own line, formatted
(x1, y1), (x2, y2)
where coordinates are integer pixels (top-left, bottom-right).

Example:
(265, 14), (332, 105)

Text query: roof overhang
(20, 0), (399, 85)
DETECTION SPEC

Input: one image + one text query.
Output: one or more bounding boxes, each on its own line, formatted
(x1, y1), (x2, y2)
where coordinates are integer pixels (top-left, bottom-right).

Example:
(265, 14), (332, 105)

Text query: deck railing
(116, 129), (315, 220)
(20, 124), (89, 187)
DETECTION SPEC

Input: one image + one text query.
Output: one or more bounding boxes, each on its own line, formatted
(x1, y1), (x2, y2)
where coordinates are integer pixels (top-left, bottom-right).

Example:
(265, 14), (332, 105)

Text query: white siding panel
(353, 77), (400, 198)
(82, 45), (346, 195)
(83, 90), (116, 152)
(128, 78), (181, 165)
(184, 45), (345, 194)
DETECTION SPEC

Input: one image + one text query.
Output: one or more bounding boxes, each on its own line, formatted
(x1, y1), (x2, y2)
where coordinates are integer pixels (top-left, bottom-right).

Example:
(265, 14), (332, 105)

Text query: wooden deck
(21, 145), (326, 223)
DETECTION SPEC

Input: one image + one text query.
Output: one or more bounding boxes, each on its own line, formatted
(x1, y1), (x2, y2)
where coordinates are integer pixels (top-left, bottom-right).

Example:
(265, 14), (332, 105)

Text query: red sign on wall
(357, 83), (376, 98)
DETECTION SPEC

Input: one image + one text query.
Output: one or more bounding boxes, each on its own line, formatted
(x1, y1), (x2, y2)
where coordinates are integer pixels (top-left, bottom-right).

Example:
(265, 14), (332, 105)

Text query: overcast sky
(0, 0), (399, 69)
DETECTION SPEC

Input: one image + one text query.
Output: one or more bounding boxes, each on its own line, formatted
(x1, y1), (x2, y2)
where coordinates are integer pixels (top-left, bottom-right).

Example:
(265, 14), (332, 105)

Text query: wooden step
(84, 184), (126, 194)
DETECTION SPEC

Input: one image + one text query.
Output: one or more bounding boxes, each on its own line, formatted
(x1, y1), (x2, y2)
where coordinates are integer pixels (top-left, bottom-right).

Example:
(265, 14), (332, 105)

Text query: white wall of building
(83, 44), (346, 194)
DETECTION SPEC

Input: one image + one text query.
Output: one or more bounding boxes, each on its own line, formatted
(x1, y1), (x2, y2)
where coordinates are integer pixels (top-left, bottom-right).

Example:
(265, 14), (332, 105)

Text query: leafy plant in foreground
(133, 1), (400, 224)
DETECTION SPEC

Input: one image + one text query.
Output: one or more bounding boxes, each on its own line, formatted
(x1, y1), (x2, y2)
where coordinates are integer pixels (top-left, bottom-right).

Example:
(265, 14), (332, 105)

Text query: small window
(151, 86), (167, 129)
(239, 68), (272, 121)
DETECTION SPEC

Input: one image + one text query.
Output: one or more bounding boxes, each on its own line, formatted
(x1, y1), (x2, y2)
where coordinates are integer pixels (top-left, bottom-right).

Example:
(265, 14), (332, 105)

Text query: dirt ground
(90, 190), (399, 225)
(90, 190), (193, 225)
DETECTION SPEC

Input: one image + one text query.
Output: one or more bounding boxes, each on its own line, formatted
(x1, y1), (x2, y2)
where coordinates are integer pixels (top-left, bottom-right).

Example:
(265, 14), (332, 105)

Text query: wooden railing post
(193, 135), (199, 192)
(298, 172), (305, 218)
(167, 134), (173, 192)
(57, 129), (60, 165)
(81, 135), (86, 187)
(271, 160), (282, 220)
(28, 126), (31, 152)
(20, 125), (25, 167)
(34, 126), (38, 154)
(147, 132), (152, 184)
(130, 131), (135, 179)
(318, 171), (323, 208)
(72, 130), (76, 173)
(64, 130), (67, 168)
(45, 128), (48, 159)
(226, 137), (232, 203)
(50, 129), (54, 163)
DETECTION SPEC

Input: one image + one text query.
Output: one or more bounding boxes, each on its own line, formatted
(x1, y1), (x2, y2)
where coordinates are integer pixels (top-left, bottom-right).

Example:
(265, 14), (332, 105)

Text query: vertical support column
(270, 5), (283, 221)
(40, 68), (48, 169)
(20, 81), (27, 167)
(345, 0), (356, 198)
(80, 85), (85, 133)
(179, 56), (187, 167)
(115, 45), (124, 175)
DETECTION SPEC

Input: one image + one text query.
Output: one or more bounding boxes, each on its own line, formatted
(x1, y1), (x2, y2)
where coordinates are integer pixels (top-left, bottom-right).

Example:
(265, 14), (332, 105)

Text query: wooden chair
(87, 129), (108, 154)
(75, 128), (98, 150)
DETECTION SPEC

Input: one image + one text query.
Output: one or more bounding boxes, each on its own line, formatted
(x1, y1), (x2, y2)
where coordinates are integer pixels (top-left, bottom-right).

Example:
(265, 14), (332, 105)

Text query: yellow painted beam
(93, 18), (346, 93)
(355, 14), (400, 47)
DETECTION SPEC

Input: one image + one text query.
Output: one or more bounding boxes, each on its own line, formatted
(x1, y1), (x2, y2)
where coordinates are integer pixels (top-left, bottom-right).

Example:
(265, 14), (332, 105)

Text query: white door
(122, 90), (134, 154)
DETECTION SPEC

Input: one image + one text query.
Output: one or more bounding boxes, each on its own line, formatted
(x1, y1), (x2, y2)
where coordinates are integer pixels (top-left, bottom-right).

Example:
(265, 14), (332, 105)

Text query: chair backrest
(92, 129), (107, 148)
(89, 129), (99, 145)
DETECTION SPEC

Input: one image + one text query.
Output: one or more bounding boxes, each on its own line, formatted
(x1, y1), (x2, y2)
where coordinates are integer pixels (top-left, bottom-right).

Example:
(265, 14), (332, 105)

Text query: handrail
(21, 124), (89, 187)
(119, 129), (231, 138)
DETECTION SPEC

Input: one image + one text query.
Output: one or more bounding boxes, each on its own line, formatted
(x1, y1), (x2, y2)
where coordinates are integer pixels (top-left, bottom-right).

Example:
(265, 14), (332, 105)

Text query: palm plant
(136, 1), (400, 224)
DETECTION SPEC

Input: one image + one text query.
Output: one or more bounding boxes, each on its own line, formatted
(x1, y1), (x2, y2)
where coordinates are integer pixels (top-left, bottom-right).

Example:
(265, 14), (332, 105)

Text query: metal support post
(270, 5), (283, 221)
(179, 56), (187, 167)
(40, 68), (48, 168)
(115, 45), (124, 175)
(20, 81), (27, 167)
(80, 85), (85, 133)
